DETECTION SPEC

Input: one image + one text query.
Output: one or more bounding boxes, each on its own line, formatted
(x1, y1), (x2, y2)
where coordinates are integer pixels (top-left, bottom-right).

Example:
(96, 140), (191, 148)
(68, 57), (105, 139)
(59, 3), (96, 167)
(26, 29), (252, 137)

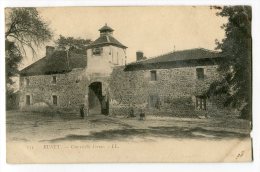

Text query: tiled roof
(19, 51), (87, 76)
(87, 35), (127, 49)
(125, 48), (223, 71)
(132, 48), (221, 64)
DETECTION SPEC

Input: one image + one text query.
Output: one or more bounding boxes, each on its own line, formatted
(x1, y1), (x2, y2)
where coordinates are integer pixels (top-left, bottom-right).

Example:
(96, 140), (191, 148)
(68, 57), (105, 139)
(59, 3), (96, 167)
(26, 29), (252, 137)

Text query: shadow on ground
(42, 126), (249, 143)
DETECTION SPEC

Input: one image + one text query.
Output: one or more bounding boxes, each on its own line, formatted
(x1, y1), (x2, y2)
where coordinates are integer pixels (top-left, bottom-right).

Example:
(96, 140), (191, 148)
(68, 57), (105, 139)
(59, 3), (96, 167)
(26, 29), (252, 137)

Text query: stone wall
(109, 65), (222, 117)
(19, 69), (87, 112)
(19, 62), (229, 117)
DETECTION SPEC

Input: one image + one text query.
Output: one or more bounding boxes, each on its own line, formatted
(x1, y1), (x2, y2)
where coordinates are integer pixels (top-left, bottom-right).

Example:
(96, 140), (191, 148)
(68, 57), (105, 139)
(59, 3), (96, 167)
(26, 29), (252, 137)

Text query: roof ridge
(20, 51), (87, 74)
(128, 48), (221, 65)
(141, 48), (218, 62)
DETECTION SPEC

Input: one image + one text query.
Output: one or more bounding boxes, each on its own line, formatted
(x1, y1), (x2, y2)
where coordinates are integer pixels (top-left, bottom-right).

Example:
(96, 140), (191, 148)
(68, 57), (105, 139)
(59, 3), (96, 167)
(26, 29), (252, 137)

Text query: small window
(92, 47), (102, 55)
(26, 95), (31, 105)
(20, 78), (24, 87)
(25, 78), (29, 86)
(52, 76), (57, 84)
(52, 95), (58, 106)
(196, 68), (204, 79)
(76, 76), (81, 83)
(150, 71), (157, 81)
(196, 96), (206, 110)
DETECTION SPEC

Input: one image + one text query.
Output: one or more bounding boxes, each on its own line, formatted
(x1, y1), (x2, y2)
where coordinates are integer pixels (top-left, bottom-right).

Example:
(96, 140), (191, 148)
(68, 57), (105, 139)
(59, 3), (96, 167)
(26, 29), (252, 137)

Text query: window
(52, 95), (58, 106)
(25, 78), (29, 86)
(149, 95), (160, 109)
(150, 70), (157, 81)
(20, 78), (24, 87)
(92, 47), (102, 55)
(195, 96), (206, 110)
(26, 95), (31, 105)
(196, 68), (204, 79)
(52, 76), (57, 84)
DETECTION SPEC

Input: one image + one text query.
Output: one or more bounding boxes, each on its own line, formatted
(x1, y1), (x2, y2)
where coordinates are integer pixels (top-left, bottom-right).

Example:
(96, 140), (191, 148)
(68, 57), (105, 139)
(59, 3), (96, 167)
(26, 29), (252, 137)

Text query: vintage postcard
(5, 6), (252, 163)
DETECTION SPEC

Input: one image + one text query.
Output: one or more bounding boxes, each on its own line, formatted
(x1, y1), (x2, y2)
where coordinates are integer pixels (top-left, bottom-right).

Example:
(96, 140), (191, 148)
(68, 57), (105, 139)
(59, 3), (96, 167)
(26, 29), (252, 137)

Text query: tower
(86, 24), (127, 75)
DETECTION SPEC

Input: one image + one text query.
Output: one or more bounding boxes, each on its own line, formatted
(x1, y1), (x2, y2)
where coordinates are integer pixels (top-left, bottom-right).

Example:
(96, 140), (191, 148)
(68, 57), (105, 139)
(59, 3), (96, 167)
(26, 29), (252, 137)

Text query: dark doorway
(88, 82), (109, 115)
(26, 95), (30, 105)
(52, 95), (58, 106)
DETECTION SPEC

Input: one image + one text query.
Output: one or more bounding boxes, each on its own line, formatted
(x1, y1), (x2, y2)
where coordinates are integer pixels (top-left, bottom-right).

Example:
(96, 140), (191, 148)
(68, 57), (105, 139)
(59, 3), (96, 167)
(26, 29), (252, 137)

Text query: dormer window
(92, 47), (102, 56)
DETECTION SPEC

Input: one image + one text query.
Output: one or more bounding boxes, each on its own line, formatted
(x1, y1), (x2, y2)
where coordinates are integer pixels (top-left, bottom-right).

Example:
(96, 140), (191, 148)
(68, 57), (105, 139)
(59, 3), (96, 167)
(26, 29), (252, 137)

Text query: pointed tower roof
(87, 24), (127, 49)
(99, 23), (114, 32)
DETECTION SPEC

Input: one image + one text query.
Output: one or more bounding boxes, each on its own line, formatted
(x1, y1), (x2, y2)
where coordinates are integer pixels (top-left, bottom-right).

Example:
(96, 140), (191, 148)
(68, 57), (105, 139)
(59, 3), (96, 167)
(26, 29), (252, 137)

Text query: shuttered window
(196, 68), (204, 79)
(196, 96), (206, 110)
(149, 95), (160, 109)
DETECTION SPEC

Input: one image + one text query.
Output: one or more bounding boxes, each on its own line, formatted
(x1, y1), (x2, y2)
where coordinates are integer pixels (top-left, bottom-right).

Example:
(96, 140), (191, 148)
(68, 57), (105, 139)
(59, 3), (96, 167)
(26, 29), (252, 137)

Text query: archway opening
(88, 82), (109, 115)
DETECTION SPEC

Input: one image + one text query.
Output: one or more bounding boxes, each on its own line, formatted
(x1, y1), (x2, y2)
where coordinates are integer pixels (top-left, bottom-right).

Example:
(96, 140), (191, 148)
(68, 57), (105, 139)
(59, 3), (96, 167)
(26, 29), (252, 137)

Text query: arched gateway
(88, 82), (109, 115)
(85, 24), (127, 115)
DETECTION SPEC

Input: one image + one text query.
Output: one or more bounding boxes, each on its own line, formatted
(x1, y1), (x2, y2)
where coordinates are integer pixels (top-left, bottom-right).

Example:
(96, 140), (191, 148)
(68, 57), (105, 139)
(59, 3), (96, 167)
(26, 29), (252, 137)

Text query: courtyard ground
(6, 110), (251, 143)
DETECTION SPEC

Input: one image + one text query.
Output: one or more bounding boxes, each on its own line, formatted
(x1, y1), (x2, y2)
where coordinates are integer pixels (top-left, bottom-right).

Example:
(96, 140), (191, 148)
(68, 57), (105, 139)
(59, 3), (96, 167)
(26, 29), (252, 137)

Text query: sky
(22, 6), (227, 67)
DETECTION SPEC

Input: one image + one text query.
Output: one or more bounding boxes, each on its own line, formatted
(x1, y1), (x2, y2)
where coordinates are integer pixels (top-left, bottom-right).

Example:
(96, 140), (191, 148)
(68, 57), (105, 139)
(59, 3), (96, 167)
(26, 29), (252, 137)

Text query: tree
(5, 8), (52, 109)
(5, 8), (52, 58)
(208, 6), (252, 120)
(55, 35), (91, 54)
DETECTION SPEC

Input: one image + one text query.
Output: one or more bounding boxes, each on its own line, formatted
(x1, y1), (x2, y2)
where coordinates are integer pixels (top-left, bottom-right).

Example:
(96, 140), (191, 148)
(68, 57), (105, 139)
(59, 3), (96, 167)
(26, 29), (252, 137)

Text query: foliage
(5, 40), (22, 85)
(5, 8), (53, 58)
(5, 8), (52, 109)
(208, 6), (252, 120)
(6, 89), (19, 110)
(55, 35), (91, 54)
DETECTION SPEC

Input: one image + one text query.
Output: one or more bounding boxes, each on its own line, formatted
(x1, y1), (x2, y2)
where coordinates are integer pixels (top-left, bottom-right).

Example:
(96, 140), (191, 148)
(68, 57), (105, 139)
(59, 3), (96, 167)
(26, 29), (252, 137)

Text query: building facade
(19, 24), (226, 117)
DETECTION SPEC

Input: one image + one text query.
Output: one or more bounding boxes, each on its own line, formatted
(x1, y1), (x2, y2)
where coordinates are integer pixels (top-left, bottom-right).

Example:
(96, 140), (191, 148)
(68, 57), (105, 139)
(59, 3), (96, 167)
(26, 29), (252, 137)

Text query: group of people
(80, 104), (146, 120)
(127, 107), (146, 120)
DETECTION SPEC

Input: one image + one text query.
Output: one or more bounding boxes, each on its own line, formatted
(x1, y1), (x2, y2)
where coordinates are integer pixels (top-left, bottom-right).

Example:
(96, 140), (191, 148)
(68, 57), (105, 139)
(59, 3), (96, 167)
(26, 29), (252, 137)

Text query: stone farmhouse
(19, 24), (226, 117)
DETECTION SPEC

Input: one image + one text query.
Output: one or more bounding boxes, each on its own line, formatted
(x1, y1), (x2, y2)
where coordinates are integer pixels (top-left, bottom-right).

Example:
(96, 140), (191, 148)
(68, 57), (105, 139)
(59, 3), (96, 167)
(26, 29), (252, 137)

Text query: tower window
(196, 68), (204, 79)
(150, 70), (157, 81)
(92, 47), (102, 55)
(116, 52), (119, 64)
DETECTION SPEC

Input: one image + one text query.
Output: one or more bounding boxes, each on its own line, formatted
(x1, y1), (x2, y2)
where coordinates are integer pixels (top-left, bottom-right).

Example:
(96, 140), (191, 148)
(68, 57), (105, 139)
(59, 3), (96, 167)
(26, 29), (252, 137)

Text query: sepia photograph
(5, 6), (252, 163)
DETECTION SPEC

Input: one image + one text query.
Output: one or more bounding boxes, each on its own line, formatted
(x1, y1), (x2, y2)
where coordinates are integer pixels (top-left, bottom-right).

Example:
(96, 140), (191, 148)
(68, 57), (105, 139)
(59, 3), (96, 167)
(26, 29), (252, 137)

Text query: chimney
(46, 46), (55, 57)
(136, 51), (144, 61)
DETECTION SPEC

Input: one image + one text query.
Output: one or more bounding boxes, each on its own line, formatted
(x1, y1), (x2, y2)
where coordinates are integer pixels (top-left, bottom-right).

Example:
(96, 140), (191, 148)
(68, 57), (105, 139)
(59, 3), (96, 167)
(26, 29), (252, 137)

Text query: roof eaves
(87, 42), (127, 49)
